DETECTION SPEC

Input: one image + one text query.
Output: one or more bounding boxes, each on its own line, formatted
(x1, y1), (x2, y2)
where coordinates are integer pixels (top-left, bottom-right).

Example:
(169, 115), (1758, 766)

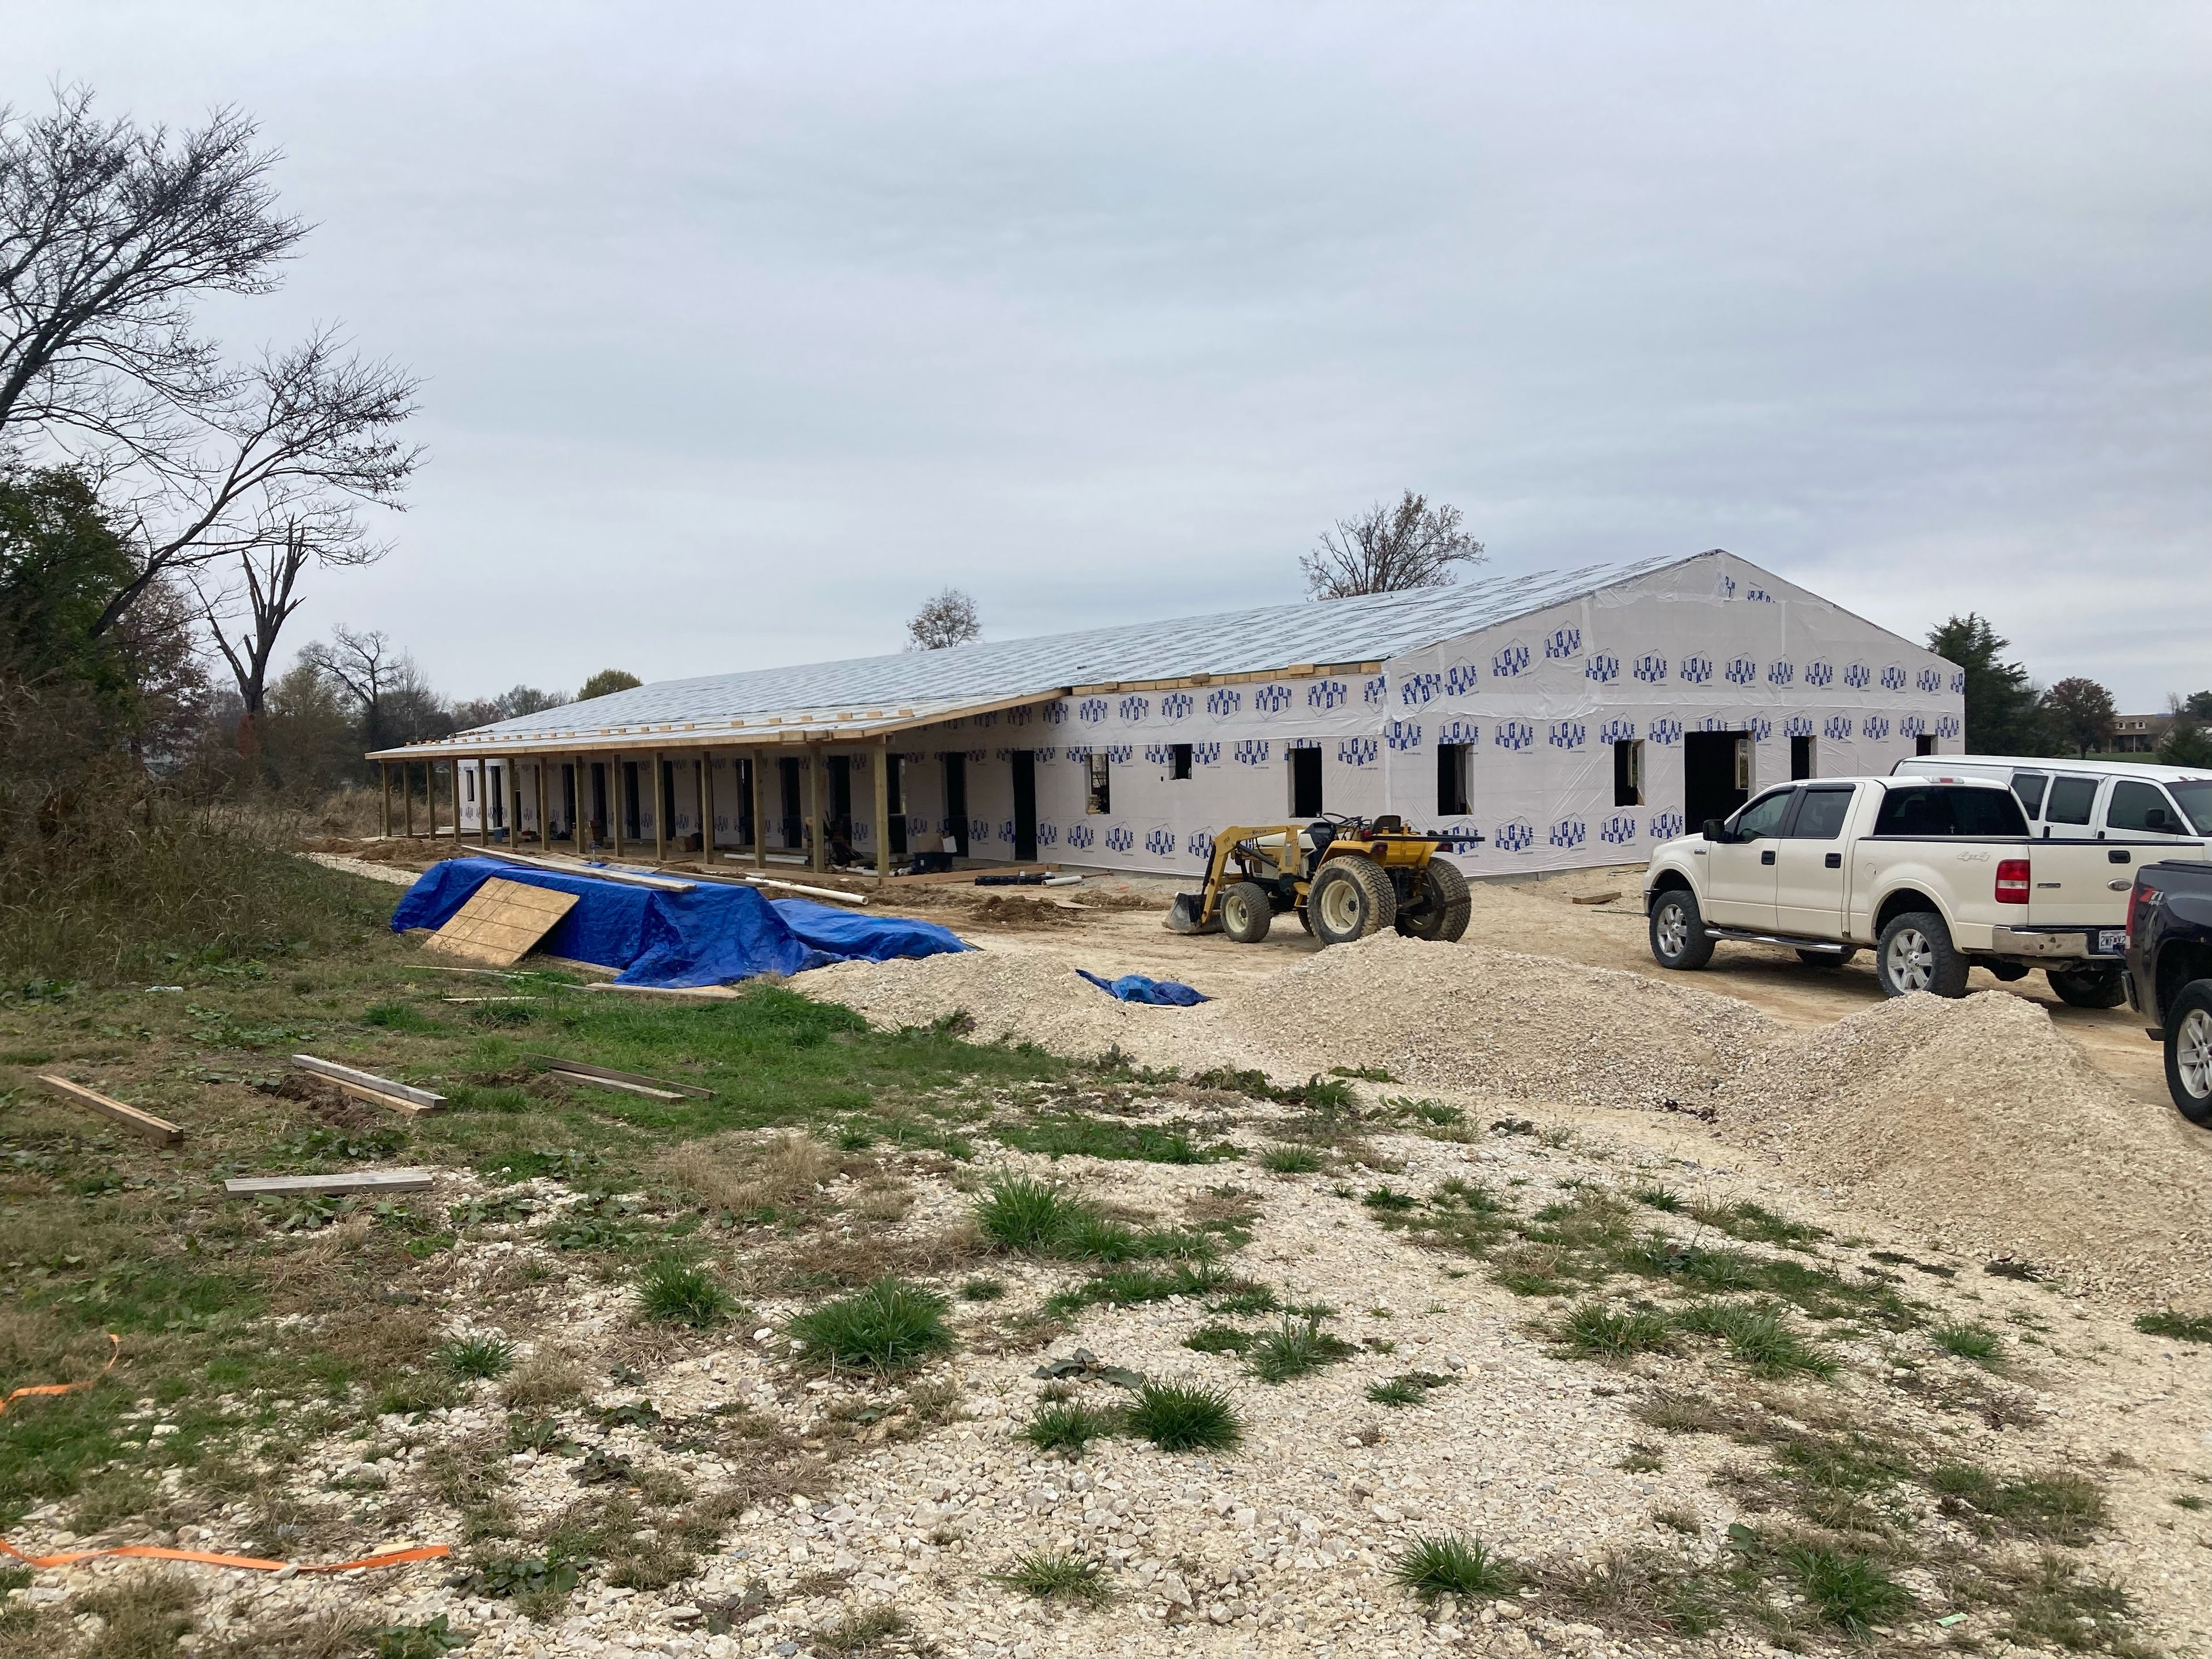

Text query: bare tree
(1301, 491), (1484, 600)
(299, 626), (399, 755)
(907, 588), (982, 650)
(1, 89), (421, 637)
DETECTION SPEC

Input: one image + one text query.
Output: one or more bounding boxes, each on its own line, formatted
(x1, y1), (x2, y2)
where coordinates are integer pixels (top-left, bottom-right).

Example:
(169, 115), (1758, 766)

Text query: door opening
(942, 753), (969, 856)
(1790, 734), (1816, 780)
(1011, 751), (1037, 862)
(1290, 747), (1324, 818)
(887, 755), (906, 855)
(778, 757), (802, 849)
(1684, 730), (1750, 828)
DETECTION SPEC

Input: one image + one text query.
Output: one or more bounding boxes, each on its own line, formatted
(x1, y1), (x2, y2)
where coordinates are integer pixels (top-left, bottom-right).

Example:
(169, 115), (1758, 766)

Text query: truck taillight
(1995, 859), (2031, 904)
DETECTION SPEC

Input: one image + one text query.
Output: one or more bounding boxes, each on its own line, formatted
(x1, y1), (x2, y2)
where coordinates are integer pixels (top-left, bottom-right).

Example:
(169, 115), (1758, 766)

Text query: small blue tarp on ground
(389, 858), (969, 989)
(1076, 969), (1210, 1006)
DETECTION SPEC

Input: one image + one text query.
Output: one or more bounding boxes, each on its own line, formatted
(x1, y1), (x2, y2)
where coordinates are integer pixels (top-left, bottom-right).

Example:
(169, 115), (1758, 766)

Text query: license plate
(2094, 929), (2126, 956)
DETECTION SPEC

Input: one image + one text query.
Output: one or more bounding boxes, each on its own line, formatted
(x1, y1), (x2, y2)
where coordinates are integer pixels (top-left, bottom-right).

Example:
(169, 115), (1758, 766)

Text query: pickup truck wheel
(1218, 881), (1273, 945)
(2046, 964), (2126, 1009)
(1649, 889), (1714, 970)
(1876, 911), (1969, 998)
(1796, 948), (1857, 968)
(2166, 980), (2212, 1127)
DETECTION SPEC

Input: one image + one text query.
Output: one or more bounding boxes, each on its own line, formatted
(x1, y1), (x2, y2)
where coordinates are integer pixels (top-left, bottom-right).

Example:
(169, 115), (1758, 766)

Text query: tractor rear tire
(1397, 859), (1472, 943)
(1219, 881), (1273, 944)
(1309, 856), (1396, 945)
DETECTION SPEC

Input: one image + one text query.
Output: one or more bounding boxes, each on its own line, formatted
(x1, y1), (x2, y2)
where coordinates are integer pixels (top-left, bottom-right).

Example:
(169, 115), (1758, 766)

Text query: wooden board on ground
(290, 1055), (446, 1115)
(421, 877), (579, 967)
(523, 1054), (712, 1099)
(224, 1170), (434, 1198)
(35, 1075), (184, 1146)
(579, 981), (737, 1002)
(487, 850), (695, 892)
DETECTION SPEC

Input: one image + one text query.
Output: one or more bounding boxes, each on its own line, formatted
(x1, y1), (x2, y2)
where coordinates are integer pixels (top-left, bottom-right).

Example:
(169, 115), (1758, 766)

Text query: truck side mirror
(1702, 819), (1728, 843)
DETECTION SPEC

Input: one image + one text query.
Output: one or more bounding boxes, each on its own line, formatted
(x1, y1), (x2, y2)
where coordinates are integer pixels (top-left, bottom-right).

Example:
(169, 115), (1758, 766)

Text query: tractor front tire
(1309, 856), (1396, 945)
(1397, 859), (1472, 943)
(1219, 881), (1274, 944)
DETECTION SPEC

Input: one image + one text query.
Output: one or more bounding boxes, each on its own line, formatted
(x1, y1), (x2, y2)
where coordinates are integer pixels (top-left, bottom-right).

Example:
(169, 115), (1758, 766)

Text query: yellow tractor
(1165, 815), (1480, 946)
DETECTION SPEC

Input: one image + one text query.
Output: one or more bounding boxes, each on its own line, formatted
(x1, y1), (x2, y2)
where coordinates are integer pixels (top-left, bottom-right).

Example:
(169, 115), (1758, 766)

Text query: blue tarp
(389, 858), (969, 989)
(1077, 969), (1210, 1006)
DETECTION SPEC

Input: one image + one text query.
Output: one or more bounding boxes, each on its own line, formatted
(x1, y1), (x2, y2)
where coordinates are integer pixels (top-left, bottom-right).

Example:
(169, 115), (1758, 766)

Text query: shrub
(1392, 1533), (1516, 1600)
(1125, 1381), (1242, 1452)
(1259, 1145), (1325, 1174)
(1024, 1402), (1116, 1458)
(974, 1174), (1076, 1251)
(437, 1334), (517, 1380)
(1246, 1315), (1357, 1384)
(638, 1257), (736, 1328)
(1561, 1303), (1676, 1360)
(788, 1278), (954, 1374)
(991, 1548), (1110, 1604)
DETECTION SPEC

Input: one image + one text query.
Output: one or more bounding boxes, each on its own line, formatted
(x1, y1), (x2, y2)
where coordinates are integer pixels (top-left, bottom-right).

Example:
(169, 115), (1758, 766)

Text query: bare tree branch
(1301, 490), (1485, 599)
(907, 588), (981, 650)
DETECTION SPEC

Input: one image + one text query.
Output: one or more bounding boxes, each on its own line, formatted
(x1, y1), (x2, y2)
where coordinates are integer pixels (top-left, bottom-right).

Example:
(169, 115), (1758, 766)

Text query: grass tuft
(1674, 1302), (1834, 1377)
(1391, 1533), (1516, 1601)
(991, 1548), (1110, 1604)
(1560, 1302), (1676, 1360)
(1245, 1315), (1357, 1384)
(637, 1256), (737, 1328)
(2133, 1309), (2212, 1344)
(437, 1333), (517, 1380)
(787, 1277), (954, 1374)
(958, 1276), (1007, 1302)
(1124, 1380), (1242, 1452)
(1933, 1322), (2002, 1365)
(1258, 1145), (1325, 1174)
(974, 1174), (1078, 1251)
(1023, 1402), (1117, 1458)
(1779, 1544), (1911, 1635)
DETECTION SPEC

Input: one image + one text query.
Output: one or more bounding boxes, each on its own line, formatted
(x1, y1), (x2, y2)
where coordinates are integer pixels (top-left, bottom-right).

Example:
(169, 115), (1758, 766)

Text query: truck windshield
(2171, 781), (2212, 835)
(1873, 785), (2029, 838)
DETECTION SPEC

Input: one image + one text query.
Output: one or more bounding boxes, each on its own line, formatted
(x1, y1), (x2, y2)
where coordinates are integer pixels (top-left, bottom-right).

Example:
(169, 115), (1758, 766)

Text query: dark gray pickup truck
(2124, 861), (2212, 1124)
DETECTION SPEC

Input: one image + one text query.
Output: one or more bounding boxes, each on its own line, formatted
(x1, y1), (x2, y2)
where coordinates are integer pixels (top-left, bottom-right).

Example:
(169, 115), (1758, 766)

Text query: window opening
(1438, 743), (1471, 815)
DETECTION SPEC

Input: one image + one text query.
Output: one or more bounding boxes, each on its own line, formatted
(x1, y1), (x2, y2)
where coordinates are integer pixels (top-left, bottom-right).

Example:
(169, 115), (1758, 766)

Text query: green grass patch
(1674, 1303), (1835, 1378)
(1022, 1403), (1117, 1459)
(437, 1334), (517, 1380)
(1934, 1322), (2002, 1365)
(1044, 1262), (1236, 1318)
(1245, 1315), (1357, 1384)
(1560, 1302), (1676, 1361)
(1183, 1324), (1256, 1355)
(958, 1276), (1006, 1302)
(2131, 1309), (2212, 1343)
(637, 1257), (738, 1328)
(787, 1278), (953, 1374)
(974, 1174), (1078, 1251)
(997, 1113), (1237, 1165)
(1392, 1533), (1516, 1600)
(991, 1547), (1111, 1604)
(1257, 1145), (1325, 1174)
(1124, 1381), (1241, 1452)
(1361, 1184), (1417, 1212)
(1778, 1544), (1910, 1636)
(1928, 1464), (2107, 1545)
(1689, 1199), (1825, 1248)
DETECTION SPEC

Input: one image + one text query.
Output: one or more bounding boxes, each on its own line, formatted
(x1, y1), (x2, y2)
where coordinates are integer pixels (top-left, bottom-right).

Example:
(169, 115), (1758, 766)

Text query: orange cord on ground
(1, 1334), (448, 1574)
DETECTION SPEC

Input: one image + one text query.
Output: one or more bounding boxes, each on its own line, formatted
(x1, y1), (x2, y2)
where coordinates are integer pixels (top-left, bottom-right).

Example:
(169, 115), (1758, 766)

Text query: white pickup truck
(1642, 775), (2209, 1004)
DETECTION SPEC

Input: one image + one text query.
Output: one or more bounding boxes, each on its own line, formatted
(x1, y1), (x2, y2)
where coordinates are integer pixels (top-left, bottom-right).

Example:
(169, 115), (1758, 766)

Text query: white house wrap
(378, 550), (1963, 881)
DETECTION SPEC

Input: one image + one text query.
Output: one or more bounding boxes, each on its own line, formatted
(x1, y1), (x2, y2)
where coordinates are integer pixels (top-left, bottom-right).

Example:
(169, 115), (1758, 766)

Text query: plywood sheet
(421, 878), (578, 967)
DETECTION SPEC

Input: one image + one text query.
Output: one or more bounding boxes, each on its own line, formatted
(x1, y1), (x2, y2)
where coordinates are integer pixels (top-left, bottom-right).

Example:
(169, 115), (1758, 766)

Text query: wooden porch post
(611, 754), (625, 860)
(378, 762), (391, 838)
(806, 744), (825, 873)
(404, 761), (416, 839)
(751, 749), (768, 870)
(696, 750), (711, 860)
(653, 750), (666, 864)
(873, 740), (892, 880)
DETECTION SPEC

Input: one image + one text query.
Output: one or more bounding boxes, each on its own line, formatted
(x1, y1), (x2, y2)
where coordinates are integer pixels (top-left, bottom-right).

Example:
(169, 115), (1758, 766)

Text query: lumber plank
(522, 1054), (711, 1098)
(35, 1075), (183, 1146)
(486, 849), (696, 892)
(422, 877), (579, 967)
(290, 1055), (446, 1111)
(224, 1169), (435, 1198)
(579, 981), (737, 1002)
(552, 1073), (683, 1101)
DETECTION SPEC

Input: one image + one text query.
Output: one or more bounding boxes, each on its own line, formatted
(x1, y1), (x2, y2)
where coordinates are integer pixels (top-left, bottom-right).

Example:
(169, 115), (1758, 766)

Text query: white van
(1890, 755), (2212, 848)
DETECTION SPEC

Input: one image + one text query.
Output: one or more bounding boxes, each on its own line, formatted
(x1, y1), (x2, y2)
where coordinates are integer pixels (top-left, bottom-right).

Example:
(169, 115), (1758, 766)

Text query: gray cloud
(10, 0), (2207, 706)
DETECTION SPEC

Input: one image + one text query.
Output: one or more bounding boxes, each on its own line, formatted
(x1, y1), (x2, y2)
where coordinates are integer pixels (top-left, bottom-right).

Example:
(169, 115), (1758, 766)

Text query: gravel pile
(1215, 934), (1777, 1109)
(1720, 990), (2211, 1307)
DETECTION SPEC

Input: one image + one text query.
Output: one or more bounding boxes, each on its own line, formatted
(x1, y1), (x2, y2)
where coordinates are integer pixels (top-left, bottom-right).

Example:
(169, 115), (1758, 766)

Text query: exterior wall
(881, 552), (1963, 880)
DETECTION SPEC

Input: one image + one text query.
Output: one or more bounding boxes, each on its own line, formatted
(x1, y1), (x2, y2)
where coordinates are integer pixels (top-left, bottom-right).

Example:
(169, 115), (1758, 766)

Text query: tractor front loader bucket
(1165, 891), (1217, 934)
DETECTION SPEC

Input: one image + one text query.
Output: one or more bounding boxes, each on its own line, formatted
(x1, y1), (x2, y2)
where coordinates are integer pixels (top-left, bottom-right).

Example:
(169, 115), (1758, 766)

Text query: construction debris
(421, 876), (579, 967)
(523, 1053), (711, 1100)
(34, 1075), (183, 1146)
(288, 1055), (446, 1115)
(223, 1170), (435, 1198)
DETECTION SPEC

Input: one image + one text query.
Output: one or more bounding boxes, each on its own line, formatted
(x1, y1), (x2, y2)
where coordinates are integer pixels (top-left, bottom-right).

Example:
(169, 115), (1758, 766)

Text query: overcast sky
(10, 2), (2208, 709)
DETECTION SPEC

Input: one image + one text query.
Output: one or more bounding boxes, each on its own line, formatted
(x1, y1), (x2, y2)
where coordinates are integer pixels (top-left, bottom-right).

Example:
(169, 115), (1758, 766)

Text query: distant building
(2112, 713), (2173, 754)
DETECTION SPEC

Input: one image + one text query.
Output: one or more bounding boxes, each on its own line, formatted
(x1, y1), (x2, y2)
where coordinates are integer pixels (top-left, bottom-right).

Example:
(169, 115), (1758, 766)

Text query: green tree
(0, 468), (139, 702)
(2039, 676), (2116, 757)
(2183, 690), (2212, 721)
(576, 669), (642, 700)
(2160, 697), (2212, 767)
(1926, 615), (2048, 755)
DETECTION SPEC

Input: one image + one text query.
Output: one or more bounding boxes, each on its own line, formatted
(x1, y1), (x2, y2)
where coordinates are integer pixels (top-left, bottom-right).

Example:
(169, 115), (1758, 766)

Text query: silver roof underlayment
(371, 553), (1695, 757)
